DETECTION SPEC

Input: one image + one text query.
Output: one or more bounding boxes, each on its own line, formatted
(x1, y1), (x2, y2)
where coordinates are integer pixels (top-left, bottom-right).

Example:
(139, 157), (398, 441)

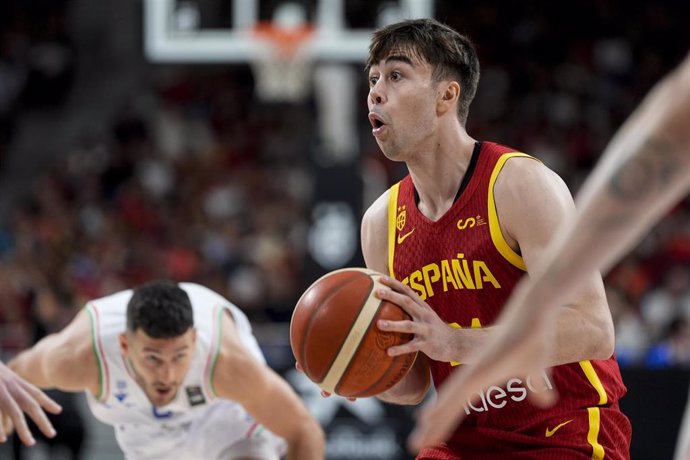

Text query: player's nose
(157, 364), (174, 382)
(369, 85), (385, 106)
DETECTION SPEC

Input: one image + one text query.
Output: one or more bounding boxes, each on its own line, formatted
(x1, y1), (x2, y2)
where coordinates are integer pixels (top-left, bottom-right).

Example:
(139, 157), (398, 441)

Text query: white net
(249, 3), (314, 103)
(250, 52), (313, 103)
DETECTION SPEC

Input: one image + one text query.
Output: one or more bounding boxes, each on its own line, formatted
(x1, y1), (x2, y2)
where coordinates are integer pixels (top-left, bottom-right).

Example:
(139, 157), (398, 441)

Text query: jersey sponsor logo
(463, 372), (555, 415)
(545, 419), (573, 437)
(457, 215), (486, 230)
(401, 253), (501, 300)
(185, 385), (206, 406)
(396, 228), (415, 244)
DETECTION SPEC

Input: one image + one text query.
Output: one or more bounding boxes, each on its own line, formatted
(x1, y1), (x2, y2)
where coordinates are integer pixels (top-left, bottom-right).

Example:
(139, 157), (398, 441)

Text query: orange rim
(252, 22), (315, 58)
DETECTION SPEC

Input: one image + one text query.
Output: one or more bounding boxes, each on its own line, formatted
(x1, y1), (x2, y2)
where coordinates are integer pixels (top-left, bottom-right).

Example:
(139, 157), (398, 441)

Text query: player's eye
(369, 75), (379, 87)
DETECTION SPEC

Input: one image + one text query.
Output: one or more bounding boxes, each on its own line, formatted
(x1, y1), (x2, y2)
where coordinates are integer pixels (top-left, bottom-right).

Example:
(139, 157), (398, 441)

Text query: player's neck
(407, 128), (476, 221)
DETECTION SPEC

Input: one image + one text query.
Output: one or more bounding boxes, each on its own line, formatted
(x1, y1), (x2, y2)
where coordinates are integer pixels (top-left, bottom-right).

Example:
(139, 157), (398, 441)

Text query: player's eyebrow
(382, 54), (415, 67)
(142, 345), (189, 353)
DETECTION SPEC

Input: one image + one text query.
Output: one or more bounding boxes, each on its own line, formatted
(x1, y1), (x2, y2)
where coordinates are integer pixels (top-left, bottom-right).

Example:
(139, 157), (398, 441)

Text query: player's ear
(437, 81), (460, 115)
(119, 333), (129, 356)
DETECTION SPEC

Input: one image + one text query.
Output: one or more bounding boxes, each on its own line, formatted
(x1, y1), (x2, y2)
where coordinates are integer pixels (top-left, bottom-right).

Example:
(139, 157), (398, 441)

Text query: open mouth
(155, 387), (172, 396)
(368, 113), (387, 135)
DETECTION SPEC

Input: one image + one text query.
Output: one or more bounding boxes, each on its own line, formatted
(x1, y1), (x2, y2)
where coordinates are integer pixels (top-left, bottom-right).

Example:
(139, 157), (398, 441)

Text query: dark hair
(126, 280), (193, 338)
(367, 18), (480, 125)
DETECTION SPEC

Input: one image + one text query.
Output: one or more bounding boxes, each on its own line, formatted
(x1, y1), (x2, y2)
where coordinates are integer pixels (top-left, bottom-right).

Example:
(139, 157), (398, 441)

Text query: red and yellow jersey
(387, 141), (630, 459)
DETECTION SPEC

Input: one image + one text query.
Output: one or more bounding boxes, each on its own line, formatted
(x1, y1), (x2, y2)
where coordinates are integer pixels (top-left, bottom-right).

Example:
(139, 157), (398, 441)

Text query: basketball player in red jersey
(361, 19), (631, 458)
(410, 52), (690, 456)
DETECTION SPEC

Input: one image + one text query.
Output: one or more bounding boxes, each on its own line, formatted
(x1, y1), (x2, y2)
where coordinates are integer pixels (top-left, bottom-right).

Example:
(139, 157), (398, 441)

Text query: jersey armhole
(204, 304), (226, 399)
(487, 153), (540, 271)
(85, 304), (110, 402)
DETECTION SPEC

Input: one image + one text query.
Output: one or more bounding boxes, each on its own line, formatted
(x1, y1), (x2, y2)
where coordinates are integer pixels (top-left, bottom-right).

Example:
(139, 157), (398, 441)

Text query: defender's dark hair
(367, 18), (480, 125)
(126, 280), (193, 338)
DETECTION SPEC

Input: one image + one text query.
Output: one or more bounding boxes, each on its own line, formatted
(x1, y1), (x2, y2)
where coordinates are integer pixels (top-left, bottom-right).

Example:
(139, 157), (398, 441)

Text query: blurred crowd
(1, 0), (690, 371)
(0, 70), (316, 350)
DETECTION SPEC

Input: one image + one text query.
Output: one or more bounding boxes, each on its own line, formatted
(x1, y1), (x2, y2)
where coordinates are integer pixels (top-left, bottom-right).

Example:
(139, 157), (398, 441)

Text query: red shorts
(417, 405), (631, 460)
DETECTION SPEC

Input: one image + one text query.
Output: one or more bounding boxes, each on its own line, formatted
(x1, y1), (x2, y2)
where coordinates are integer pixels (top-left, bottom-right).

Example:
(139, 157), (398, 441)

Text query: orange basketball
(290, 268), (417, 398)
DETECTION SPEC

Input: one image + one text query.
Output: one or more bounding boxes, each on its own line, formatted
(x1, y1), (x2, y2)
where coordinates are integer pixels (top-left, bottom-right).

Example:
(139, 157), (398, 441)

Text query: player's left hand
(294, 363), (356, 402)
(374, 276), (465, 363)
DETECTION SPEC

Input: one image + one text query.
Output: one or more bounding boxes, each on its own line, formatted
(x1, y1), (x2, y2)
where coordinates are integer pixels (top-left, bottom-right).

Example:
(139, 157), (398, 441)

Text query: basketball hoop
(250, 22), (315, 103)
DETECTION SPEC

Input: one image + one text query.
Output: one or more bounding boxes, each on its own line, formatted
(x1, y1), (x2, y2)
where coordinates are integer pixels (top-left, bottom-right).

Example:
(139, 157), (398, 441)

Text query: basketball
(290, 267), (417, 398)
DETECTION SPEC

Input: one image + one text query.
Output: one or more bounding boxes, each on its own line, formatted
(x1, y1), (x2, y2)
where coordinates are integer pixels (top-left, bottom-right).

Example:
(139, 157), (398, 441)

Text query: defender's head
(119, 280), (196, 407)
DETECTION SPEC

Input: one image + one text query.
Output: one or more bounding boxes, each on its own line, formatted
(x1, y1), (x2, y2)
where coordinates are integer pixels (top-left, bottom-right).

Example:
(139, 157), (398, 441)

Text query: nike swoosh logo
(545, 419), (573, 437)
(397, 228), (415, 244)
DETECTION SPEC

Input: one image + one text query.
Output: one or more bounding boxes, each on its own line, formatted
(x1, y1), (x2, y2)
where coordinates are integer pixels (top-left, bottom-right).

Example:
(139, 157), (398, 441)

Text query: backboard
(144, 0), (434, 63)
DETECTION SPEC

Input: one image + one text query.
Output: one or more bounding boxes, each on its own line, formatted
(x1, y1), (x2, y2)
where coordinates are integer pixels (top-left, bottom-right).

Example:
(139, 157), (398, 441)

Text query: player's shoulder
(361, 185), (399, 274)
(488, 144), (571, 210)
(83, 289), (133, 333)
(488, 143), (563, 189)
(363, 188), (390, 215)
(180, 282), (250, 328)
(52, 308), (98, 364)
(362, 181), (400, 229)
(87, 289), (134, 311)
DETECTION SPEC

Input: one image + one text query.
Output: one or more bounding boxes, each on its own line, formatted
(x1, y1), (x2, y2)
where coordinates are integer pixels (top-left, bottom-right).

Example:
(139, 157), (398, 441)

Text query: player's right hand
(0, 362), (62, 446)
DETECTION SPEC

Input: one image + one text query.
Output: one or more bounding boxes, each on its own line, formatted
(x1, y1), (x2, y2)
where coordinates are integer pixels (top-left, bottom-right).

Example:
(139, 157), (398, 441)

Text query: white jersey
(85, 282), (285, 460)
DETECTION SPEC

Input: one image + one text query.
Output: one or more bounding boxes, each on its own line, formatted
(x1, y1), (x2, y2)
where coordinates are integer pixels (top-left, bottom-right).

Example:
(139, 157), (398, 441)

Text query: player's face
(367, 49), (439, 161)
(121, 328), (197, 407)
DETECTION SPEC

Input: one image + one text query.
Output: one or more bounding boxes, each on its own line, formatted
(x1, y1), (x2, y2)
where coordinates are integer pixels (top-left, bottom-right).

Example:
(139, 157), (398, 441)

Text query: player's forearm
(448, 301), (611, 368)
(509, 56), (690, 339)
(546, 300), (615, 367)
(376, 354), (430, 405)
(9, 335), (88, 392)
(571, 53), (690, 275)
(9, 344), (54, 389)
(285, 422), (326, 460)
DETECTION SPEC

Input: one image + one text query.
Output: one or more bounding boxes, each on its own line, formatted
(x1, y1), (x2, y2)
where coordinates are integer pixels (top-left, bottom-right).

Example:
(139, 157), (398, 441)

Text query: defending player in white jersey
(9, 280), (325, 460)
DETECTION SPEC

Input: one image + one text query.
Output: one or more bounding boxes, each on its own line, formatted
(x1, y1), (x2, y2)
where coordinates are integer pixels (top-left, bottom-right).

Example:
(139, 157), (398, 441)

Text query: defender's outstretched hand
(0, 362), (62, 446)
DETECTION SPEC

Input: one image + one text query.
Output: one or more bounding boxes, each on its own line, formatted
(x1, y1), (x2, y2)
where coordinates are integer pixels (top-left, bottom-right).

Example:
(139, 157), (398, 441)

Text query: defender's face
(120, 328), (196, 407)
(367, 50), (438, 160)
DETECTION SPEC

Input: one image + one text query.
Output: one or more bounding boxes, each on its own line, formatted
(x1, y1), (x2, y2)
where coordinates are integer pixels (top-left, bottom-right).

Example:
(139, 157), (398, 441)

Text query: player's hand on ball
(375, 276), (464, 363)
(319, 390), (356, 402)
(407, 279), (556, 452)
(294, 363), (357, 401)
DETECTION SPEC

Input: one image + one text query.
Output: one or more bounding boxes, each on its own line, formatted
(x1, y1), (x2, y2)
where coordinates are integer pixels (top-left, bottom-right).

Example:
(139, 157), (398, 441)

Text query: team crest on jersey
(185, 385), (206, 406)
(396, 205), (407, 231)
